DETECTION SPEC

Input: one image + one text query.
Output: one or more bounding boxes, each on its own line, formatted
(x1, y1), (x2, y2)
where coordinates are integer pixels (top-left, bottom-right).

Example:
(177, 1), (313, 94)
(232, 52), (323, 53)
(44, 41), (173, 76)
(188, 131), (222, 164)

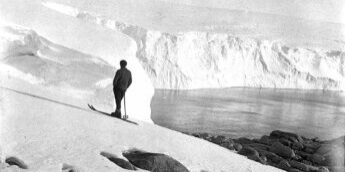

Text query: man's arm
(127, 72), (132, 88)
(113, 70), (119, 87)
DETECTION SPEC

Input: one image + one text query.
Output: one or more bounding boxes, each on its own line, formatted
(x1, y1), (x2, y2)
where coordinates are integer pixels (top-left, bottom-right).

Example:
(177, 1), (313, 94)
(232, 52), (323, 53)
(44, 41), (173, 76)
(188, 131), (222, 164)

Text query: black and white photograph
(0, 0), (344, 171)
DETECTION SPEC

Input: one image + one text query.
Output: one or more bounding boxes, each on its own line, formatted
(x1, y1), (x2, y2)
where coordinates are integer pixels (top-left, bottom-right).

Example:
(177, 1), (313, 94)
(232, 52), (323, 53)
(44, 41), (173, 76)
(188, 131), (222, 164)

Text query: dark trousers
(114, 88), (125, 112)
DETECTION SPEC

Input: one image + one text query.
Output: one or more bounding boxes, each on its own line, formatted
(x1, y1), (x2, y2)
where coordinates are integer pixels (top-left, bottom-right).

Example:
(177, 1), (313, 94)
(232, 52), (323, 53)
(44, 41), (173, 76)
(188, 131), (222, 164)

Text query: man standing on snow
(113, 60), (132, 118)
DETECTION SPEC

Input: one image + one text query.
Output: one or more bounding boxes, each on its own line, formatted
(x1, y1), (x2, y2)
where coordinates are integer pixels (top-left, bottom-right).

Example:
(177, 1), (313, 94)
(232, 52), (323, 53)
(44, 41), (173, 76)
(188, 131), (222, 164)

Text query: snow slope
(44, 0), (345, 90)
(0, 80), (284, 172)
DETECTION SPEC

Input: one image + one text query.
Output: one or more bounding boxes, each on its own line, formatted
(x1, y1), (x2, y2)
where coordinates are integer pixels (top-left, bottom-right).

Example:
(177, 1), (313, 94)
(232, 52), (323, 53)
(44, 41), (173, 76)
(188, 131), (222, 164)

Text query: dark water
(151, 88), (345, 140)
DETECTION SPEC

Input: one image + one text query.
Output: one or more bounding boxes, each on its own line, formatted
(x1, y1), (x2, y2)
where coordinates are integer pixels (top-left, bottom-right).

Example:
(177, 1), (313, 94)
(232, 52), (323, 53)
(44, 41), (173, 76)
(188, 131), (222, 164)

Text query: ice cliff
(44, 2), (345, 91)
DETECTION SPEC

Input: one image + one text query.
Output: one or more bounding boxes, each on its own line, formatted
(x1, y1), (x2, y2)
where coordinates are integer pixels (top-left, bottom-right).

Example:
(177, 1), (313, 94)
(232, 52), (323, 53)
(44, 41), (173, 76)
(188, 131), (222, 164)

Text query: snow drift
(0, 24), (154, 123)
(44, 1), (345, 90)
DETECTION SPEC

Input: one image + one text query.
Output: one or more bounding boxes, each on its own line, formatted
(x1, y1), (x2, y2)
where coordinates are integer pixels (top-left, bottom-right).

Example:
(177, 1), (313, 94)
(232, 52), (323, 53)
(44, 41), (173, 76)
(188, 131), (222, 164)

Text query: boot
(113, 109), (122, 118)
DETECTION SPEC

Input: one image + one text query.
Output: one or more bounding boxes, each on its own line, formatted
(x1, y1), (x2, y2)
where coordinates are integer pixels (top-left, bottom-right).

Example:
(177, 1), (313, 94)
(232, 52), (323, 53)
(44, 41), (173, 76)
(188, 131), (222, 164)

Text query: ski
(87, 104), (137, 125)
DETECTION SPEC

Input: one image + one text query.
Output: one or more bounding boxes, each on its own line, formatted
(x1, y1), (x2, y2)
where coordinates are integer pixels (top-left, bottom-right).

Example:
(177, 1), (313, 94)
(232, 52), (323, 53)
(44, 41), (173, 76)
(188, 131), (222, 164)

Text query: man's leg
(114, 89), (122, 112)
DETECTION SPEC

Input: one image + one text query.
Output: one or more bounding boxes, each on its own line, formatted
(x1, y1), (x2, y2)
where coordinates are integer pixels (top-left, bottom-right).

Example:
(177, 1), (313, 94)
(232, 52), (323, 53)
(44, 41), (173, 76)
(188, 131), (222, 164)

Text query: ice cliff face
(0, 25), (154, 123)
(71, 14), (344, 90)
(132, 31), (344, 90)
(43, 2), (345, 91)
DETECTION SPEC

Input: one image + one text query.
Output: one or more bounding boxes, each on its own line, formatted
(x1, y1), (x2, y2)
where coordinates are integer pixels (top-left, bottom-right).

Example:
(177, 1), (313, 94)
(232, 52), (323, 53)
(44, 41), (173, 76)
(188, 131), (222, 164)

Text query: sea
(151, 88), (345, 140)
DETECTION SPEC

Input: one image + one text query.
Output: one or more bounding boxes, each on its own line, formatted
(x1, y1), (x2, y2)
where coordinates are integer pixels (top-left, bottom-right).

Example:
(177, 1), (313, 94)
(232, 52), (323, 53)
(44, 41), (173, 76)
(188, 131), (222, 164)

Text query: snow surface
(0, 79), (284, 172)
(44, 0), (345, 90)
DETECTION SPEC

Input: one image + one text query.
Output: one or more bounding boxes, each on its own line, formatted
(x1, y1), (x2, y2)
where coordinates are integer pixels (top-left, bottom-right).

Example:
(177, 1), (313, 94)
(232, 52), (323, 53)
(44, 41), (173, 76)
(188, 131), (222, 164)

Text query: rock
(295, 150), (311, 159)
(62, 163), (81, 172)
(247, 154), (264, 164)
(303, 142), (321, 152)
(304, 147), (315, 154)
(302, 160), (313, 165)
(223, 137), (235, 144)
(279, 138), (292, 147)
(191, 133), (210, 139)
(292, 142), (304, 151)
(308, 154), (326, 165)
(256, 149), (284, 164)
(277, 160), (291, 171)
(267, 161), (279, 168)
(239, 146), (268, 165)
(260, 155), (267, 163)
(5, 157), (28, 169)
(210, 135), (226, 144)
(270, 142), (296, 158)
(270, 130), (303, 143)
(252, 138), (260, 143)
(289, 160), (311, 172)
(307, 165), (320, 172)
(220, 141), (234, 150)
(182, 131), (191, 135)
(258, 135), (272, 145)
(289, 137), (299, 143)
(122, 149), (189, 172)
(246, 143), (270, 151)
(199, 133), (209, 139)
(235, 137), (253, 145)
(316, 167), (329, 172)
(231, 132), (344, 172)
(288, 168), (303, 172)
(191, 133), (201, 138)
(100, 152), (136, 170)
(234, 143), (243, 151)
(291, 154), (302, 161)
(238, 146), (259, 157)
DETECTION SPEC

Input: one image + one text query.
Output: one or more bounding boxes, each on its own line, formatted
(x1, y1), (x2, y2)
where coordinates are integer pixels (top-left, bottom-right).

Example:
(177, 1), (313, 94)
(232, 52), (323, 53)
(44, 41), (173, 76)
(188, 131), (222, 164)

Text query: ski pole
(124, 93), (128, 119)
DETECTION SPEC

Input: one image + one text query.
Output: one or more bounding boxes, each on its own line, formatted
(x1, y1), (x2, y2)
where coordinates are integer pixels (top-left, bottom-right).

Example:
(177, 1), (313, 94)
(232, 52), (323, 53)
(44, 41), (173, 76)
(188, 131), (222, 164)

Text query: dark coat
(113, 68), (132, 91)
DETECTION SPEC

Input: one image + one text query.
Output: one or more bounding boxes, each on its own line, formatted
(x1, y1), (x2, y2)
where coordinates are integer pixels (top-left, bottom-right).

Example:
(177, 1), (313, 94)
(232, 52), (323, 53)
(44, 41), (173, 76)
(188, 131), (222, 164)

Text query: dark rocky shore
(189, 130), (344, 172)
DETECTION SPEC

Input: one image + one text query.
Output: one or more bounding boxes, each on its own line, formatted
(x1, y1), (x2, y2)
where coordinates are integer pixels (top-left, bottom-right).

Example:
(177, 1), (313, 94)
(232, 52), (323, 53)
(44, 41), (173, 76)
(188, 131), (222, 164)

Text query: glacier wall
(42, 2), (345, 91)
(72, 12), (345, 91)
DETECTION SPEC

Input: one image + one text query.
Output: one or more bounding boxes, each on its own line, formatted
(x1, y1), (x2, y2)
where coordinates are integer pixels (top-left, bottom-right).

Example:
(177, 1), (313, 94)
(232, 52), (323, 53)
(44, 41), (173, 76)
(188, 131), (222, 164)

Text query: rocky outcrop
(122, 149), (190, 172)
(190, 130), (344, 172)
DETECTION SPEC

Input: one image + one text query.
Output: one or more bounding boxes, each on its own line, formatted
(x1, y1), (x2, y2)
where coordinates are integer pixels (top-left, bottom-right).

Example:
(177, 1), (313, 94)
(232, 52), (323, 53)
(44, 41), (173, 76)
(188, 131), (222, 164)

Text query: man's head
(120, 60), (127, 68)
